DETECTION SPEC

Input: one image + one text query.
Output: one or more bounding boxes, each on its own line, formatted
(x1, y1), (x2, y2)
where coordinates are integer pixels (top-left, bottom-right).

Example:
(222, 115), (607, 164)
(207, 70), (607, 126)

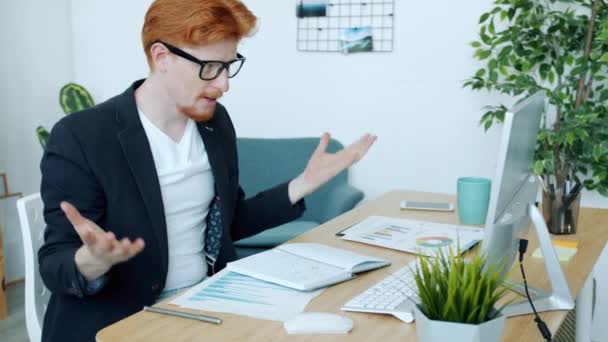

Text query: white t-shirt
(139, 111), (214, 291)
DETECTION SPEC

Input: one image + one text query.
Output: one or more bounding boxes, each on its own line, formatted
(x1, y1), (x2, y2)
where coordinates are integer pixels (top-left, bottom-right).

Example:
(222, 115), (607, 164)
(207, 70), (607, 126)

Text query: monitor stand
(502, 203), (575, 317)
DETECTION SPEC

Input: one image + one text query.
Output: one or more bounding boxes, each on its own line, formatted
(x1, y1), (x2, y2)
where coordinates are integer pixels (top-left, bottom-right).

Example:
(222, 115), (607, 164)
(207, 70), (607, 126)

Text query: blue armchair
(234, 137), (364, 258)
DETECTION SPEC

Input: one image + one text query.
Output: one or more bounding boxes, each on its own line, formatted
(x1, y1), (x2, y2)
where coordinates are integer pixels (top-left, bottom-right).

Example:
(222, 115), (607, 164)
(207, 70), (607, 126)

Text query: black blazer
(38, 80), (305, 342)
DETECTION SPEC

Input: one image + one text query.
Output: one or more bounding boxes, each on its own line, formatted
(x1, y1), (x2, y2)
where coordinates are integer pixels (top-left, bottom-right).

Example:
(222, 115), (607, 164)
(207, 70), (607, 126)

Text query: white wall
(70, 0), (607, 208)
(0, 0), (74, 281)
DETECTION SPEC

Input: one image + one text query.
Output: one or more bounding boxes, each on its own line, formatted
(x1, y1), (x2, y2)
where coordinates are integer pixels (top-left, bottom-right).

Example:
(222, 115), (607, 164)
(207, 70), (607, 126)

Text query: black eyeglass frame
(157, 40), (246, 81)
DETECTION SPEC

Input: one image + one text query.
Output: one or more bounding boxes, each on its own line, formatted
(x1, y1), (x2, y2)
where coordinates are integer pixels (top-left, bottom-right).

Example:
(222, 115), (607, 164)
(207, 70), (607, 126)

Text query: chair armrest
(314, 184), (364, 223)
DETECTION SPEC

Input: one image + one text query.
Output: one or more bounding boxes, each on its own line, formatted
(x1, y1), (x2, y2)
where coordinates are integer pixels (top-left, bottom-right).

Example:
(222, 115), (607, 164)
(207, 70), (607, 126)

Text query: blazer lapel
(197, 121), (229, 216)
(115, 81), (168, 276)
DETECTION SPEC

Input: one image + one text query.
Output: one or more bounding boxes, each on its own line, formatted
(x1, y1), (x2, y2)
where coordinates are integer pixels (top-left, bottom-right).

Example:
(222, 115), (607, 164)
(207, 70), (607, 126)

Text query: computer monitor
(481, 90), (545, 272)
(480, 90), (574, 317)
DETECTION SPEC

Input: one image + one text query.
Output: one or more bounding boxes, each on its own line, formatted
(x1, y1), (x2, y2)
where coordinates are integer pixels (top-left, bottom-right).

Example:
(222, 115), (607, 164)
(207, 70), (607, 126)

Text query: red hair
(142, 0), (257, 68)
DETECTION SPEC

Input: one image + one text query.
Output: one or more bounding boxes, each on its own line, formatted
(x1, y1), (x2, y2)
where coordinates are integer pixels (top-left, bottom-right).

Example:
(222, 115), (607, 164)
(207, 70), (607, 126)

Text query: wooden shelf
(0, 172), (20, 320)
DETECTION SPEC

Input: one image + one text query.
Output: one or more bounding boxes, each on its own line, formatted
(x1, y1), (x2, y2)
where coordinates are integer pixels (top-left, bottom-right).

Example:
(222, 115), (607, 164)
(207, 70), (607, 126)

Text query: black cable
(518, 239), (552, 342)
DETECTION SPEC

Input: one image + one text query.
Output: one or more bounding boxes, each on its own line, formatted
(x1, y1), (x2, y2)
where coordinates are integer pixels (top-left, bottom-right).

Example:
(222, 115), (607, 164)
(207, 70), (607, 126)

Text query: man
(38, 0), (376, 340)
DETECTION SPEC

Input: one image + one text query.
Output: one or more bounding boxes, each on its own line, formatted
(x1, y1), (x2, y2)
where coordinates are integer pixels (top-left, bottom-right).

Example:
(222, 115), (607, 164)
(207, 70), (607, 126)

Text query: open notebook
(226, 243), (391, 291)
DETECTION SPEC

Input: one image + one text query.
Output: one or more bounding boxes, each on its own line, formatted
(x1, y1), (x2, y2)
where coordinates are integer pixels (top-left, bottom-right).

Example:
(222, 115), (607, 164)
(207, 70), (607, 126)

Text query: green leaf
(548, 71), (555, 84)
(489, 59), (498, 70)
(489, 20), (496, 35)
(533, 160), (545, 175)
(565, 55), (574, 65)
(500, 10), (508, 21)
(508, 8), (516, 21)
(539, 63), (550, 80)
(483, 120), (492, 131)
(471, 41), (482, 48)
(600, 52), (608, 63)
(498, 46), (513, 60)
(36, 126), (50, 149)
(594, 144), (602, 161)
(481, 34), (492, 45)
(555, 62), (564, 76)
(478, 50), (492, 60)
(566, 132), (576, 145)
(479, 13), (490, 24)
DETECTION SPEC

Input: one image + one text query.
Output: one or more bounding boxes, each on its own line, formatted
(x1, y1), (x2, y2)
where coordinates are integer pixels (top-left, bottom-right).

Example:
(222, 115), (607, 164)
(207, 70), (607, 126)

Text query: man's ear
(149, 42), (170, 73)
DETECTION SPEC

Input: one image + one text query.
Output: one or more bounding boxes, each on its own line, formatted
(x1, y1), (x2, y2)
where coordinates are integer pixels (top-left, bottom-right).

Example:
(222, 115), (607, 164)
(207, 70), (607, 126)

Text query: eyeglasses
(158, 41), (246, 81)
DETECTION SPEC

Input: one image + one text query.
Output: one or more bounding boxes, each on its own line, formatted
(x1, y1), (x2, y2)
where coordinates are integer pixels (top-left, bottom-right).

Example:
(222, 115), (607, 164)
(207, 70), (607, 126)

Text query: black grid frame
(296, 0), (395, 53)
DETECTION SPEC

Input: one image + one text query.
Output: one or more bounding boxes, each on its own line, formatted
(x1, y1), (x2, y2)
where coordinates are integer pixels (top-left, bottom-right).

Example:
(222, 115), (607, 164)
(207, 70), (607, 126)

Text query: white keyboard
(341, 260), (419, 323)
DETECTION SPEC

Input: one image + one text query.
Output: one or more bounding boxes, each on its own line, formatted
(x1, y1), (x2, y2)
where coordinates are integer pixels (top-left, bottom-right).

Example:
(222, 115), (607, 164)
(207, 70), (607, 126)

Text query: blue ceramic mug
(457, 177), (491, 225)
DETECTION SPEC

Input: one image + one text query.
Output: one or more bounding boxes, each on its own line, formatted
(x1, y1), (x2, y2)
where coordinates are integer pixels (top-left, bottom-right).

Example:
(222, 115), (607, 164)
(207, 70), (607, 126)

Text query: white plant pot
(414, 305), (505, 342)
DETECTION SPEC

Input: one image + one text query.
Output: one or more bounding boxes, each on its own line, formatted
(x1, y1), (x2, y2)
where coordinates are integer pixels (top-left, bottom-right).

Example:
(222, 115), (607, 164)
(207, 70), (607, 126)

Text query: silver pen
(143, 306), (222, 325)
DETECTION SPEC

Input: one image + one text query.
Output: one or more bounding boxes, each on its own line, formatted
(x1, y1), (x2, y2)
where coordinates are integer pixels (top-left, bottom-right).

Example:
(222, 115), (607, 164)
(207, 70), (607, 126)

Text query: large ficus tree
(465, 0), (608, 208)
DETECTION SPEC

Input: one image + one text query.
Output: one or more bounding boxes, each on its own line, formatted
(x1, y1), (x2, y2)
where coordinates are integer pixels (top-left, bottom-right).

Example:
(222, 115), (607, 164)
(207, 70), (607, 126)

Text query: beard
(179, 102), (216, 122)
(178, 90), (222, 122)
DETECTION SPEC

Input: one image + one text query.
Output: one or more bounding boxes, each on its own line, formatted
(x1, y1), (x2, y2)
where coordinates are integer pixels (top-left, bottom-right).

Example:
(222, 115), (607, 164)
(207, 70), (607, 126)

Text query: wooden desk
(97, 190), (608, 341)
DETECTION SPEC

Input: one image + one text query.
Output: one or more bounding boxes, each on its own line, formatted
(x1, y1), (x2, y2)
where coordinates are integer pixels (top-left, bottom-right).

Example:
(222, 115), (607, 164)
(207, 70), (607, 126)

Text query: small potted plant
(411, 249), (510, 342)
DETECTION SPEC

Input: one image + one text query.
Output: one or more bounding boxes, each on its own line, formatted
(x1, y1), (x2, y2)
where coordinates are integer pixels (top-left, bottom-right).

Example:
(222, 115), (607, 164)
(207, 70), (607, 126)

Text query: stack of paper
(340, 216), (484, 256)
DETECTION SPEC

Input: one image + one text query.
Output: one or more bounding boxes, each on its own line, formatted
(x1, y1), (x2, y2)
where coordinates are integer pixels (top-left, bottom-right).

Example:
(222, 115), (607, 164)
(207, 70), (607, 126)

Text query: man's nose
(210, 68), (230, 93)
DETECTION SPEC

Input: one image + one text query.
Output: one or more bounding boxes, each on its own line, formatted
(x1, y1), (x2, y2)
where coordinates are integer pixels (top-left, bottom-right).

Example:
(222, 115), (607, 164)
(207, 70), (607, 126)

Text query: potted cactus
(37, 83), (95, 148)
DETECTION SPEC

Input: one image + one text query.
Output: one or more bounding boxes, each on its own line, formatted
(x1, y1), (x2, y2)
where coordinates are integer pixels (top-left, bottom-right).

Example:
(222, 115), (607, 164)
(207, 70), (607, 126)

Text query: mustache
(198, 89), (223, 100)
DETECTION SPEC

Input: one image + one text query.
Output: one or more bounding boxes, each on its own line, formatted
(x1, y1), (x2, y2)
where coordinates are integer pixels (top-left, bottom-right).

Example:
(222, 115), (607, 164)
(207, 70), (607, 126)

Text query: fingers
(313, 132), (331, 156)
(130, 238), (146, 256)
(92, 231), (114, 255)
(92, 234), (146, 265)
(356, 133), (377, 148)
(353, 134), (377, 161)
(110, 237), (145, 262)
(62, 201), (98, 245)
(61, 201), (88, 231)
(343, 134), (377, 163)
(61, 201), (145, 266)
(110, 238), (132, 260)
(61, 201), (105, 244)
(78, 225), (97, 245)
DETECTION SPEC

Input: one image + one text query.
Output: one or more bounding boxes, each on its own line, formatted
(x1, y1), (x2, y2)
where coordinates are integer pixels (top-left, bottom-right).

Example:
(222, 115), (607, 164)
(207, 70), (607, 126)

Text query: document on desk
(340, 216), (484, 256)
(170, 269), (323, 321)
(226, 243), (390, 291)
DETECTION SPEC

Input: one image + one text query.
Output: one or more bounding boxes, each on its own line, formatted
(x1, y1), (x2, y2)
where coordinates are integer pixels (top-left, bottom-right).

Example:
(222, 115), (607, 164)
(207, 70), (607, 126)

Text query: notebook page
(278, 243), (389, 272)
(226, 248), (351, 291)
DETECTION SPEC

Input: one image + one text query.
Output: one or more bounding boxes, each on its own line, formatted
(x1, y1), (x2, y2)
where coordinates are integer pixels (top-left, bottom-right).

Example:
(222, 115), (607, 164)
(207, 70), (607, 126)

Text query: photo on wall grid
(296, 0), (328, 18)
(296, 0), (394, 53)
(340, 26), (373, 53)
